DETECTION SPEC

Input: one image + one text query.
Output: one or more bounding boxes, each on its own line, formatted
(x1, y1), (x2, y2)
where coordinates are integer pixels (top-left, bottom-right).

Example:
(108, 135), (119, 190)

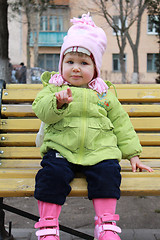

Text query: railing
(30, 31), (67, 47)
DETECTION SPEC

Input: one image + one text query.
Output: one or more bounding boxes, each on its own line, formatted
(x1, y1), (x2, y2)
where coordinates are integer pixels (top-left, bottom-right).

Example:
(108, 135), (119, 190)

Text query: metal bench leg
(0, 198), (14, 240)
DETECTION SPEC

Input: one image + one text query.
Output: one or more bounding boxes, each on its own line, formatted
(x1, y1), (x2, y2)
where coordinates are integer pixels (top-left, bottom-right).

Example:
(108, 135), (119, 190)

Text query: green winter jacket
(32, 71), (142, 166)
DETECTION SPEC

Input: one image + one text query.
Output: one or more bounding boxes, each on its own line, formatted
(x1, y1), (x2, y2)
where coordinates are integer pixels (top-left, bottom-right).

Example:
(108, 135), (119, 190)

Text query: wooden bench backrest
(0, 83), (160, 197)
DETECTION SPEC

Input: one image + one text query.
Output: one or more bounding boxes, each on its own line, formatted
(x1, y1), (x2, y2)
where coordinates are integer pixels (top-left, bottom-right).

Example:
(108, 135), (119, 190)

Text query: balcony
(50, 0), (69, 5)
(30, 32), (67, 47)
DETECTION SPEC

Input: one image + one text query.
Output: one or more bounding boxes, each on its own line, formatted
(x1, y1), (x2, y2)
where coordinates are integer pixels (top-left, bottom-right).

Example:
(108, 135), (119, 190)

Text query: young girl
(32, 13), (153, 240)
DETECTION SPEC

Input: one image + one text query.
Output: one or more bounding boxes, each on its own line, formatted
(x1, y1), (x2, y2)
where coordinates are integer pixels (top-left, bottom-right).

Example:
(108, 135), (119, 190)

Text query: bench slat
(111, 84), (160, 89)
(1, 118), (160, 132)
(0, 171), (159, 197)
(0, 147), (41, 158)
(0, 169), (37, 178)
(0, 146), (160, 159)
(1, 133), (160, 146)
(1, 159), (160, 170)
(2, 104), (160, 117)
(0, 178), (35, 197)
(138, 133), (160, 145)
(120, 159), (160, 170)
(115, 89), (160, 102)
(1, 105), (34, 117)
(5, 84), (43, 89)
(0, 159), (41, 168)
(5, 83), (160, 89)
(3, 85), (160, 103)
(120, 171), (160, 196)
(0, 119), (40, 132)
(2, 89), (41, 102)
(0, 133), (36, 146)
(130, 118), (160, 131)
(123, 104), (160, 117)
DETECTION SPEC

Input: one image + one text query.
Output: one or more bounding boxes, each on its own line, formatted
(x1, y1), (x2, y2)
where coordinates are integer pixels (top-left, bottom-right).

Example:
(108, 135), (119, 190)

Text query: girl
(32, 13), (153, 240)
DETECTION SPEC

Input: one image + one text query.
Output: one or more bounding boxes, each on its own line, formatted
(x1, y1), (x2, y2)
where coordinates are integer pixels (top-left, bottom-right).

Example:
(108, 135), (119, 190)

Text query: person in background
(8, 58), (13, 83)
(18, 62), (26, 83)
(11, 68), (18, 83)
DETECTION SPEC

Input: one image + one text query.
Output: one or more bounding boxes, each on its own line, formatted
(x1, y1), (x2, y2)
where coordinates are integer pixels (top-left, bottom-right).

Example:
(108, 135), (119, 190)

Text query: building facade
(8, 0), (159, 84)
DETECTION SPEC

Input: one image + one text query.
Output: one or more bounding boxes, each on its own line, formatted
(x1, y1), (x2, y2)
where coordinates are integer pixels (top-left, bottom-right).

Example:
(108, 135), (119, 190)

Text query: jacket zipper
(77, 88), (87, 163)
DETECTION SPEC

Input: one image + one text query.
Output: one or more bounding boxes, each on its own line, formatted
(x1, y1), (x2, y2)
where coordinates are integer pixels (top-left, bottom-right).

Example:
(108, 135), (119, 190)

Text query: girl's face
(62, 52), (95, 88)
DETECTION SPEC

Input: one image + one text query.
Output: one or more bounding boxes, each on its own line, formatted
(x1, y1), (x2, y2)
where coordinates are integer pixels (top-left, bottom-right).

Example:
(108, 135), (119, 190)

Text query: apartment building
(8, 0), (159, 83)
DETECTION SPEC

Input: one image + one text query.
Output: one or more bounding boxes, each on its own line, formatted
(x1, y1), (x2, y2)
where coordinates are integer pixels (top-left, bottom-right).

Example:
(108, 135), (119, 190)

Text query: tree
(147, 0), (160, 83)
(126, 0), (147, 83)
(29, 0), (52, 67)
(87, 0), (148, 83)
(0, 0), (9, 83)
(90, 0), (128, 83)
(10, 0), (51, 68)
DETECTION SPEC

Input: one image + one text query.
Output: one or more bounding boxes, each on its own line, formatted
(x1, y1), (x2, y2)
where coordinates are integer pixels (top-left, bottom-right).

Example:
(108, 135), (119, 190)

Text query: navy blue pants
(35, 150), (121, 205)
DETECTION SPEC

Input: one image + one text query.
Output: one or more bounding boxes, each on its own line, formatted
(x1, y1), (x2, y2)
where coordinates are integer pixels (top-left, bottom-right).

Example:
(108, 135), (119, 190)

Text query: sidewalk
(3, 196), (160, 240)
(9, 228), (160, 240)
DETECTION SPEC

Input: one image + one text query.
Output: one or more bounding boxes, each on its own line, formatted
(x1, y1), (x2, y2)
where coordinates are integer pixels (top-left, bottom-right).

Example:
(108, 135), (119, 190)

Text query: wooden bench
(0, 80), (160, 239)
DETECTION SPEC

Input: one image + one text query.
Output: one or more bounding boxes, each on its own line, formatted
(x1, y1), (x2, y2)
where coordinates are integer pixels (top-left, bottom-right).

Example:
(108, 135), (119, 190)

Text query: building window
(147, 54), (158, 72)
(112, 54), (126, 72)
(49, 16), (57, 31)
(40, 16), (48, 31)
(147, 15), (158, 34)
(38, 54), (60, 72)
(112, 16), (127, 35)
(40, 16), (63, 32)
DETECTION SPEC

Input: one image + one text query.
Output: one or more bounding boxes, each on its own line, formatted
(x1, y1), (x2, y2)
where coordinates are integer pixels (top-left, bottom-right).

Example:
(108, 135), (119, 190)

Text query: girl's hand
(130, 156), (153, 173)
(55, 87), (73, 109)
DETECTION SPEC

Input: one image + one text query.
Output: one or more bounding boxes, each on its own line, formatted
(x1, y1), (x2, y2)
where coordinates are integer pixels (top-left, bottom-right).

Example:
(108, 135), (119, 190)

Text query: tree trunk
(126, 32), (140, 84)
(0, 0), (9, 83)
(120, 35), (126, 83)
(0, 59), (8, 82)
(32, 2), (40, 68)
(120, 53), (126, 83)
(126, 1), (146, 84)
(132, 47), (139, 83)
(26, 8), (31, 69)
(34, 11), (40, 67)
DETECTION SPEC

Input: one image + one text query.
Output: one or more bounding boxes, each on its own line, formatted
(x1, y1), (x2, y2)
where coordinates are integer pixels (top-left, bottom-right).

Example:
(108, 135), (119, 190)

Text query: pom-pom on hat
(59, 13), (107, 78)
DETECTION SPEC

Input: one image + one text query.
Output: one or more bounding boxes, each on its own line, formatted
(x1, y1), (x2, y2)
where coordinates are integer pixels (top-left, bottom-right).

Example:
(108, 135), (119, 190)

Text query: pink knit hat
(59, 13), (107, 77)
(49, 13), (108, 94)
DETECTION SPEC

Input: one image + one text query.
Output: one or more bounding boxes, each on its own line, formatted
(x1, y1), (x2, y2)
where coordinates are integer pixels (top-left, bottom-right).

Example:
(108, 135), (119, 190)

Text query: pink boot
(93, 199), (121, 240)
(34, 201), (61, 240)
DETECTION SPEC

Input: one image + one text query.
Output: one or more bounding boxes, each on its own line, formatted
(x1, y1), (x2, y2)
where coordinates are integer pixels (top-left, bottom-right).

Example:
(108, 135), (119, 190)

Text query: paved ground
(3, 196), (160, 230)
(6, 228), (160, 240)
(2, 196), (160, 239)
